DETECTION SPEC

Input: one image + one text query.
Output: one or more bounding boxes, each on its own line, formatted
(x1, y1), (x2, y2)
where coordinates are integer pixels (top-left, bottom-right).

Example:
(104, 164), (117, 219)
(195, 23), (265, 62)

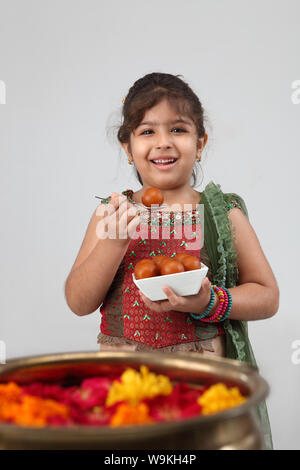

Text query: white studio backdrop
(0, 0), (299, 450)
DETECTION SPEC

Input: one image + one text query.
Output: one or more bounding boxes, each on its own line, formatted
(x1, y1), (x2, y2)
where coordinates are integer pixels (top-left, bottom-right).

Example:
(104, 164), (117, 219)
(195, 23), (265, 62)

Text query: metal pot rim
(0, 350), (269, 438)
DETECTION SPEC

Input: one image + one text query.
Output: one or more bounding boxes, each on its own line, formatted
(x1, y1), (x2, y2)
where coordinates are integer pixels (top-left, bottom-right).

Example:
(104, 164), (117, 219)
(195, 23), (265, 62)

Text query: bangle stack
(190, 285), (232, 323)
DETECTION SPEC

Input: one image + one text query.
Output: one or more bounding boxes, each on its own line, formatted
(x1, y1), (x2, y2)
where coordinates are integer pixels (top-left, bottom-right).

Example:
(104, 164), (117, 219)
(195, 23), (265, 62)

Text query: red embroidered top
(98, 190), (243, 349)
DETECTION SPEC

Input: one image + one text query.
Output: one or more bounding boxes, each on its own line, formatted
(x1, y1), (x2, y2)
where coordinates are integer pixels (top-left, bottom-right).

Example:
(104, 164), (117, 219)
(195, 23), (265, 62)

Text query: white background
(0, 0), (299, 449)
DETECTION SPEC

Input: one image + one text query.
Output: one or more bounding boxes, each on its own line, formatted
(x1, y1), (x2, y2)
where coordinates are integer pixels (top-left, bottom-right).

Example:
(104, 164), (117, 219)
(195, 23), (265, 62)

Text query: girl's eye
(141, 128), (186, 135)
(141, 130), (153, 135)
(172, 128), (186, 133)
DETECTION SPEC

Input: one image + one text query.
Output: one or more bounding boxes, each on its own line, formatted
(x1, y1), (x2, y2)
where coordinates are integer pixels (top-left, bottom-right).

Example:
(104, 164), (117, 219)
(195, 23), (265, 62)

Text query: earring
(128, 159), (133, 165)
(196, 152), (202, 162)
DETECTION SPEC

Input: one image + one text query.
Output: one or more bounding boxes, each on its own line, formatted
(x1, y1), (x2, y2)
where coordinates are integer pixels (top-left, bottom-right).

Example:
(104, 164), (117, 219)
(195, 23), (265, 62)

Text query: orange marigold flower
(0, 382), (23, 401)
(0, 382), (69, 427)
(13, 395), (69, 427)
(110, 402), (153, 427)
(0, 382), (23, 423)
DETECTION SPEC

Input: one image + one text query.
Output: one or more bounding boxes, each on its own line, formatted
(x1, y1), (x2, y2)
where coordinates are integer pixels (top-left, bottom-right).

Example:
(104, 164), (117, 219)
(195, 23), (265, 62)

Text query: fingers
(114, 197), (140, 239)
(95, 193), (125, 238)
(139, 291), (171, 312)
(117, 199), (136, 219)
(139, 287), (185, 313)
(96, 193), (133, 222)
(162, 286), (185, 308)
(138, 279), (213, 315)
(118, 205), (139, 227)
(96, 193), (142, 241)
(96, 192), (123, 217)
(96, 201), (116, 218)
(110, 193), (127, 211)
(127, 213), (142, 239)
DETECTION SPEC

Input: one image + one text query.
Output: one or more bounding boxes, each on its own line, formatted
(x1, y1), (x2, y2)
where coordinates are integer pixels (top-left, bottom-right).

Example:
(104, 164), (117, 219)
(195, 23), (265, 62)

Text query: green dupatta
(201, 181), (273, 450)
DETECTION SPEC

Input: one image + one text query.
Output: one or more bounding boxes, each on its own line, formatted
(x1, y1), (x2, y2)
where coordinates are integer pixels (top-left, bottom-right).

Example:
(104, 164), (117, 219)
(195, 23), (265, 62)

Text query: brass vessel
(0, 351), (269, 450)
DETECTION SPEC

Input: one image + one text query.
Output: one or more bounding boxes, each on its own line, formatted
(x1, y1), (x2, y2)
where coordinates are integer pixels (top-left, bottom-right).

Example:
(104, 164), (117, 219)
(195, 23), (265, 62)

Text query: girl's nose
(154, 131), (173, 148)
(156, 143), (172, 150)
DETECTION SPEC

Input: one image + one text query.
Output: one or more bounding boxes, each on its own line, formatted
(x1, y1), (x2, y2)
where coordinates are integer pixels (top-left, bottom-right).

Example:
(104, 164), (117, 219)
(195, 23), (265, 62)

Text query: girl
(65, 72), (279, 449)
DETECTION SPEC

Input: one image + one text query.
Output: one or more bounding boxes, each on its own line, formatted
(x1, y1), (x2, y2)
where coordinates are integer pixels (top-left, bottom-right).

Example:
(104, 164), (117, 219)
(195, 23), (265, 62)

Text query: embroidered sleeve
(224, 199), (243, 212)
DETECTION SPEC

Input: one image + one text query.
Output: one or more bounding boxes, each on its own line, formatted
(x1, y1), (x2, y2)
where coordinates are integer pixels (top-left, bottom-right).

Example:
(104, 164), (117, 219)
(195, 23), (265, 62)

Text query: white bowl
(132, 263), (208, 301)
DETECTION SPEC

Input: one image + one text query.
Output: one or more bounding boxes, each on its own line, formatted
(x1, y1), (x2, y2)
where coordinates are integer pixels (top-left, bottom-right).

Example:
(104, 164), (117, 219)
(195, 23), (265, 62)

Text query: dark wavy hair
(117, 72), (207, 187)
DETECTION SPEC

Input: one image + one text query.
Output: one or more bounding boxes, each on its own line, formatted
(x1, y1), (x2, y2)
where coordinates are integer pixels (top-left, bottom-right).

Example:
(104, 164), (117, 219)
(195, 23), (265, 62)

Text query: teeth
(152, 159), (176, 164)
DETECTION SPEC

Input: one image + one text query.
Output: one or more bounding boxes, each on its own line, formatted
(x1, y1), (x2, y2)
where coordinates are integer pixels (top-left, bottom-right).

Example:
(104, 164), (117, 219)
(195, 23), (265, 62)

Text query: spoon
(94, 195), (168, 212)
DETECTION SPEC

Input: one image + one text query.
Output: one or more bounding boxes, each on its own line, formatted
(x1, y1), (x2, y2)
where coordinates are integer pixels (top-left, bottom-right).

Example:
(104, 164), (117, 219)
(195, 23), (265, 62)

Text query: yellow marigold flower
(105, 365), (172, 406)
(110, 402), (153, 426)
(198, 383), (246, 415)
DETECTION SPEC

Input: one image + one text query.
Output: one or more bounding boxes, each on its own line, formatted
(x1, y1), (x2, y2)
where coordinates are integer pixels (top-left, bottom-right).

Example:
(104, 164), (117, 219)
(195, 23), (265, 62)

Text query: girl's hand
(96, 193), (141, 245)
(138, 277), (213, 314)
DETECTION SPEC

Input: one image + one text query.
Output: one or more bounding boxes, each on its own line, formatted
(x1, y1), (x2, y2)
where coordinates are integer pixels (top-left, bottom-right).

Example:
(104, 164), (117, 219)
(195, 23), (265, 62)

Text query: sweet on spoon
(141, 187), (164, 207)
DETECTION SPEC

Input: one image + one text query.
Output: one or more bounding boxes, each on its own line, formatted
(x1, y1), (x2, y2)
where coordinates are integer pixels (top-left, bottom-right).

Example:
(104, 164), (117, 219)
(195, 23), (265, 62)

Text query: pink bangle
(210, 287), (227, 321)
(213, 287), (229, 322)
(215, 287), (229, 321)
(200, 286), (228, 323)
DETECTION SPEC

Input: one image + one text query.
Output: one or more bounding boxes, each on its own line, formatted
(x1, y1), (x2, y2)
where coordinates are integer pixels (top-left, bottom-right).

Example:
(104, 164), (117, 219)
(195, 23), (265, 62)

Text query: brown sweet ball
(153, 255), (167, 270)
(141, 187), (164, 207)
(173, 253), (190, 263)
(180, 255), (201, 271)
(134, 259), (159, 279)
(160, 258), (185, 276)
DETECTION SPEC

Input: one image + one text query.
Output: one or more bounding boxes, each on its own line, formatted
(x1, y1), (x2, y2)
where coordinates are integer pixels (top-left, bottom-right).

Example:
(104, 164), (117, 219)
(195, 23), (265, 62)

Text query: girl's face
(121, 98), (207, 190)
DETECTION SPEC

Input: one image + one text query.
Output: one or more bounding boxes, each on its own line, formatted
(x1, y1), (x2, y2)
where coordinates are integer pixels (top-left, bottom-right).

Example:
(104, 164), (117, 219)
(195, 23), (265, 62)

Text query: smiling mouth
(150, 158), (178, 169)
